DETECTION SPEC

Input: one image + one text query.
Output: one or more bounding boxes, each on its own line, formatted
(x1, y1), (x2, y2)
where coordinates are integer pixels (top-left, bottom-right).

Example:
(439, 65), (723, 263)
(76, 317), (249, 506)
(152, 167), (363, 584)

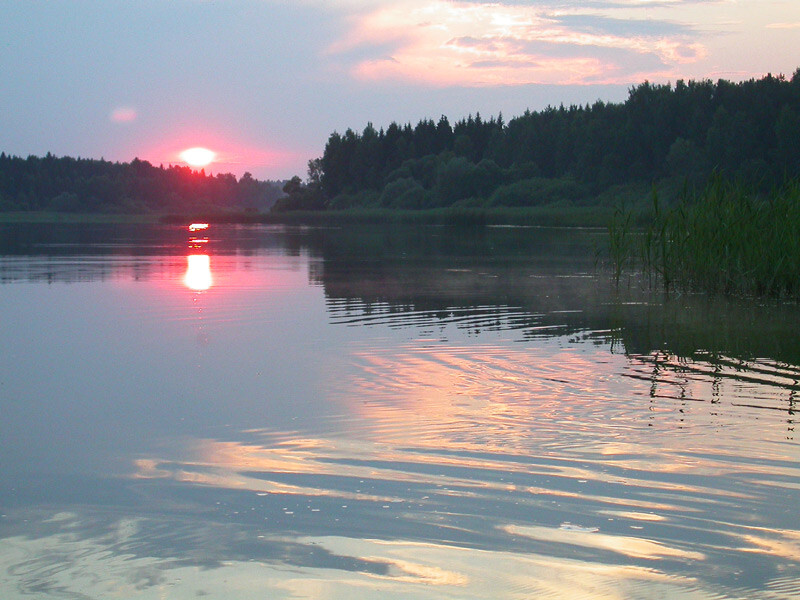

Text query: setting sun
(180, 147), (216, 168)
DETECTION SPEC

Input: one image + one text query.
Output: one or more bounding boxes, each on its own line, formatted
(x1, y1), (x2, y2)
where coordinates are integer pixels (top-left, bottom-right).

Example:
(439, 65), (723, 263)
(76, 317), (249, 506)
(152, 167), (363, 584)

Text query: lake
(1, 222), (798, 599)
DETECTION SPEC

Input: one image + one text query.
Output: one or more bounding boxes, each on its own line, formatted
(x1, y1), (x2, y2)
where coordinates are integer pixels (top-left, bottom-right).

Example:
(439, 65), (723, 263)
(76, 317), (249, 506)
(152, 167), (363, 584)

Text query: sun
(180, 147), (217, 168)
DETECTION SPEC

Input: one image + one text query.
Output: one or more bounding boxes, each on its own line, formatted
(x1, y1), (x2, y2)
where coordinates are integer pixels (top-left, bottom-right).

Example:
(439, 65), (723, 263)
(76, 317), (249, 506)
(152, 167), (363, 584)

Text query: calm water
(1, 223), (799, 599)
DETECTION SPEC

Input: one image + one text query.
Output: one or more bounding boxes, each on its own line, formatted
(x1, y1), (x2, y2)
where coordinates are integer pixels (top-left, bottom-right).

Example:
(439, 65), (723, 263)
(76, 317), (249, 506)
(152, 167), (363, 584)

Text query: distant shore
(0, 206), (615, 228)
(164, 206), (615, 228)
(0, 211), (161, 224)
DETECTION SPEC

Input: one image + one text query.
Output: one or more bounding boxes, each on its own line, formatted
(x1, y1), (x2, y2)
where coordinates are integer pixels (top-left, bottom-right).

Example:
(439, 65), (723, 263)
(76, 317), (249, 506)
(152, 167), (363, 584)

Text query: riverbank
(0, 211), (160, 224)
(161, 205), (614, 228)
(0, 206), (615, 228)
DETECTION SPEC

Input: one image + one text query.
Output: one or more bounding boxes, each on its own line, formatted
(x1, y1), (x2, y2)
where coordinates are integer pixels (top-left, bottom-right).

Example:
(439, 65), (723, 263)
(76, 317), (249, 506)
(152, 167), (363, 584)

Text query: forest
(275, 70), (800, 211)
(0, 153), (284, 214)
(2, 70), (799, 216)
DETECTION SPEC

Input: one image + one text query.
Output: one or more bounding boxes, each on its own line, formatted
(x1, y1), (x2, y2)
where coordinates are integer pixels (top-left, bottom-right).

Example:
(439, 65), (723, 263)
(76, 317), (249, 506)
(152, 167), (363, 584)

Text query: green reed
(607, 204), (633, 284)
(610, 177), (800, 299)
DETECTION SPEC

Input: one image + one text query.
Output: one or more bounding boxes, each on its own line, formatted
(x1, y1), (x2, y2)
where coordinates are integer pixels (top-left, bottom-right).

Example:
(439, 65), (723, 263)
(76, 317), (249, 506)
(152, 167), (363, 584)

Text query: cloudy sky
(2, 0), (798, 179)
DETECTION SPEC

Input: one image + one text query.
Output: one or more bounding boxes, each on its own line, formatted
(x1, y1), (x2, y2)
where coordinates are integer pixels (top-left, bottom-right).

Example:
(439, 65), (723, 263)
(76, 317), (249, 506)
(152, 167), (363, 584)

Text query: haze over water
(1, 223), (798, 599)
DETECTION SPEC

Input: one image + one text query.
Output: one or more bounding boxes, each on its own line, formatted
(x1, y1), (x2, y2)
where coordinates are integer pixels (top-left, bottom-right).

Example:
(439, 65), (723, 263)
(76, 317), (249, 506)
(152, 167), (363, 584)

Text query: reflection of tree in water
(306, 221), (605, 337)
(318, 260), (607, 336)
(631, 349), (798, 440)
(611, 295), (800, 425)
(313, 235), (800, 361)
(306, 227), (800, 433)
(3, 221), (798, 426)
(602, 293), (800, 439)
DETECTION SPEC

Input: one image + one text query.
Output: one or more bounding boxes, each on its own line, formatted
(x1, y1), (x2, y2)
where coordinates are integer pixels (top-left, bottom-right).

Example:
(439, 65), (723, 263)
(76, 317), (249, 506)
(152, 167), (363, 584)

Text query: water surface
(1, 223), (798, 599)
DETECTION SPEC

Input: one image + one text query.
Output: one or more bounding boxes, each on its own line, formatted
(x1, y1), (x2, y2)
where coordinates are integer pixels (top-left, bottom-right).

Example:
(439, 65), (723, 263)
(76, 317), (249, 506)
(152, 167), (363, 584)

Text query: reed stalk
(609, 176), (800, 299)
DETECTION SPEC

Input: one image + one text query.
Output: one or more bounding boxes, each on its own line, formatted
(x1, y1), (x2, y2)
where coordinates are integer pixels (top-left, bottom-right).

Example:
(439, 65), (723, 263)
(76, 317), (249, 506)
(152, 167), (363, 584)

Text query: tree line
(275, 70), (800, 211)
(0, 153), (285, 213)
(4, 70), (798, 215)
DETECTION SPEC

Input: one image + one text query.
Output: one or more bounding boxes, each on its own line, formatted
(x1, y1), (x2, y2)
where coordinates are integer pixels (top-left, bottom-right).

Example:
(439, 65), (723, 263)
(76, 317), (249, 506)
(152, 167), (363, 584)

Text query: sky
(2, 0), (799, 180)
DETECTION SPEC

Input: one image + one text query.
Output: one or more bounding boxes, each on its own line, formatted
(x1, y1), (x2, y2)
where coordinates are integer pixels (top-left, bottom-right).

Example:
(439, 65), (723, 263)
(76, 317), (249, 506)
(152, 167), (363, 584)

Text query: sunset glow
(4, 1), (799, 180)
(180, 147), (217, 168)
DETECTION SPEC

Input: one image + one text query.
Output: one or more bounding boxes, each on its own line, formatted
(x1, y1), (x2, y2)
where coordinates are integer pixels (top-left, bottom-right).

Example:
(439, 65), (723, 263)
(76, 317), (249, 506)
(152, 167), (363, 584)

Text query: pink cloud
(657, 41), (707, 64)
(110, 106), (138, 123)
(327, 1), (708, 86)
(765, 22), (800, 29)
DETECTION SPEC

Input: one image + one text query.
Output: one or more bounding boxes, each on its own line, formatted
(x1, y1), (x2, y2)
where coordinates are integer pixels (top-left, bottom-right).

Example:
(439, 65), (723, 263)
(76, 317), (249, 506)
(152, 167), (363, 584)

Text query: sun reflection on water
(184, 254), (213, 291)
(183, 223), (213, 292)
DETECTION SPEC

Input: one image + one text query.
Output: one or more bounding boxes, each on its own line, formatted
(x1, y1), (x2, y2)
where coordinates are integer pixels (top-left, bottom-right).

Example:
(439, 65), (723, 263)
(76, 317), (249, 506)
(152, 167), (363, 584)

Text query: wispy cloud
(765, 21), (800, 29)
(324, 0), (710, 87)
(110, 106), (138, 123)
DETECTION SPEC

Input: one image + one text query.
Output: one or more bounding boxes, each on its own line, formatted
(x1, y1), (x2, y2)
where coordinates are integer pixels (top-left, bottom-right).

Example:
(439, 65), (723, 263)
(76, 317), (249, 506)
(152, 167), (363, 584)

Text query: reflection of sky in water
(0, 224), (798, 599)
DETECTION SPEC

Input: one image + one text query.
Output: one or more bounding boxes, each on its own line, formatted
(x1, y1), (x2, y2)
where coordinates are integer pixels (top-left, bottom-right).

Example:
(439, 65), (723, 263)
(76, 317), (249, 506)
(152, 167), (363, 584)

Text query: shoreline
(0, 206), (615, 228)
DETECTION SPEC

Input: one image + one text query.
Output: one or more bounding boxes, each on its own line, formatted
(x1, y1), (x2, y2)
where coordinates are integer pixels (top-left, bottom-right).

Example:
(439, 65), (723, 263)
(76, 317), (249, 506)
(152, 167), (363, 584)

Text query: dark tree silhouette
(316, 70), (800, 210)
(0, 154), (285, 213)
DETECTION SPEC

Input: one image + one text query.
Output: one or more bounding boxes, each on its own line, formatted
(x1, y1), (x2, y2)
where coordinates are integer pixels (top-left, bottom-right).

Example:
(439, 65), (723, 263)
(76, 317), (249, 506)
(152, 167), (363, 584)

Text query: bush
(380, 177), (426, 209)
(434, 156), (502, 205)
(488, 177), (589, 207)
(0, 194), (20, 212)
(47, 192), (82, 212)
(327, 189), (380, 210)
